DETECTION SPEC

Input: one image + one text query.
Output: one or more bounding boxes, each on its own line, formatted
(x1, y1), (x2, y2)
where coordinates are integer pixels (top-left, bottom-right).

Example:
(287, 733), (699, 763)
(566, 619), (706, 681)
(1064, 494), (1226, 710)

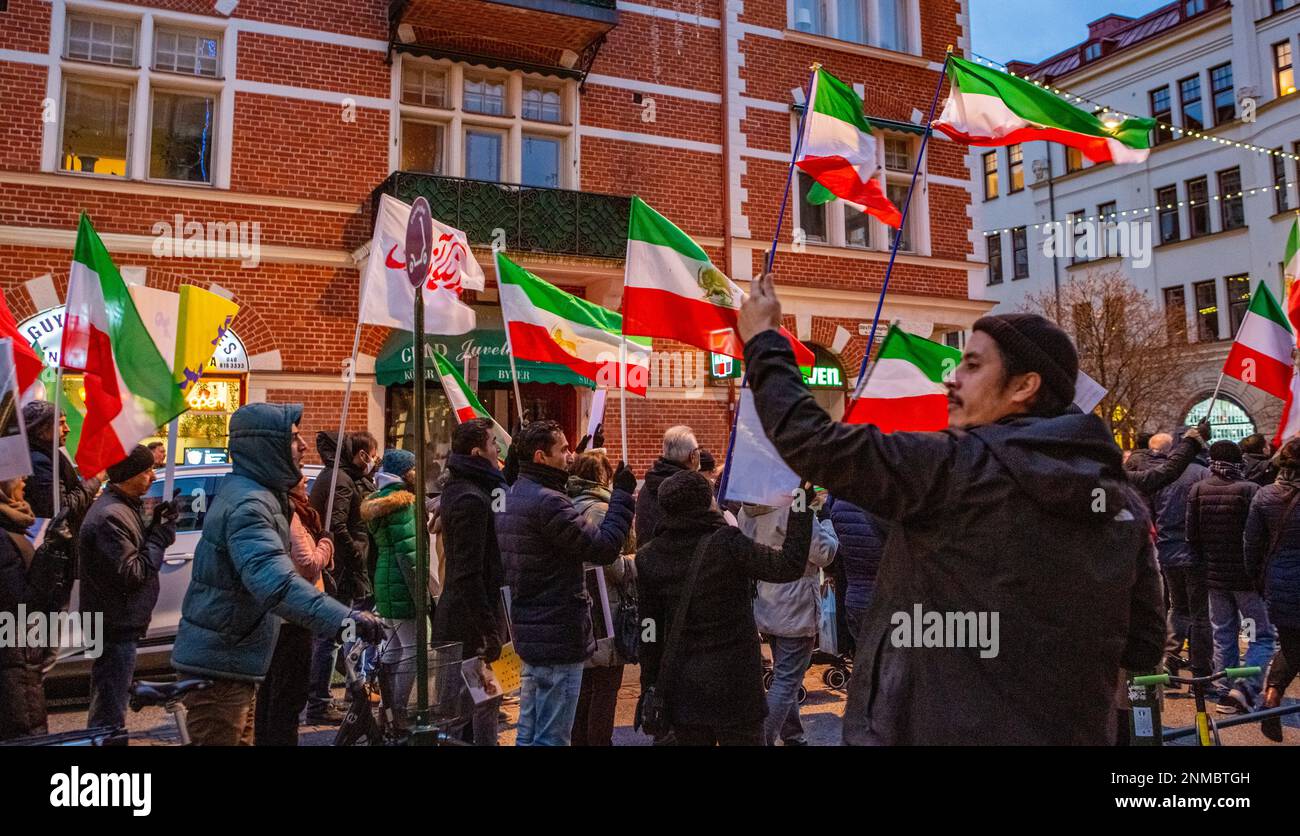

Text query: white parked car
(46, 462), (324, 688)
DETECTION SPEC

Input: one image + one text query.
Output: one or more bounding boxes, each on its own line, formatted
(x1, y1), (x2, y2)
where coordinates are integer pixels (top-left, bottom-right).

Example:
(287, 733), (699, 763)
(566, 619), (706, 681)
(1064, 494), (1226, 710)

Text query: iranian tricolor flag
(1285, 218), (1300, 285)
(432, 350), (510, 452)
(844, 325), (958, 431)
(796, 67), (902, 227)
(60, 215), (187, 477)
(496, 254), (651, 395)
(0, 288), (43, 403)
(1223, 283), (1294, 400)
(623, 197), (815, 366)
(934, 55), (1155, 164)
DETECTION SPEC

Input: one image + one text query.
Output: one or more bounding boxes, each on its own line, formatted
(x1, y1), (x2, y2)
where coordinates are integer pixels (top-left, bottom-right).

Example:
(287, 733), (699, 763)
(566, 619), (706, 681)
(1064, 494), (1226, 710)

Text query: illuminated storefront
(709, 344), (849, 418)
(17, 305), (249, 464)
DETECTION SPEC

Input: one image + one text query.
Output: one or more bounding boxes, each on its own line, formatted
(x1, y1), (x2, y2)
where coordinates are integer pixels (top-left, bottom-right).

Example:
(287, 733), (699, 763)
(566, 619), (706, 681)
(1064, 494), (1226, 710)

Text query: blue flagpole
(718, 63), (819, 504)
(851, 50), (953, 401)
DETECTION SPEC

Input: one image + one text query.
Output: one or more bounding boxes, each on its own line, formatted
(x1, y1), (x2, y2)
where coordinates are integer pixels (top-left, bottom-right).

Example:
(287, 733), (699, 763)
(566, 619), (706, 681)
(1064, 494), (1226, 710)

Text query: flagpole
(163, 418), (179, 504)
(1203, 285), (1256, 440)
(51, 365), (62, 517)
(322, 320), (363, 530)
(619, 341), (629, 464)
(851, 48), (953, 403)
(718, 64), (820, 503)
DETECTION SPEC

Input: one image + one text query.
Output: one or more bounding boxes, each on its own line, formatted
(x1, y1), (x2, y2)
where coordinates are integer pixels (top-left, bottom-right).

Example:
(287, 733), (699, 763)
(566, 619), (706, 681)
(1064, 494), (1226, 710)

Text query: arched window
(1183, 396), (1257, 442)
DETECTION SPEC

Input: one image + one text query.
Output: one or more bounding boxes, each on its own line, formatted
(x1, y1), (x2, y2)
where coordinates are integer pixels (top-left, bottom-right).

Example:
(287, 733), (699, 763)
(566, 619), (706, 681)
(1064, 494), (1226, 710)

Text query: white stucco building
(971, 0), (1300, 439)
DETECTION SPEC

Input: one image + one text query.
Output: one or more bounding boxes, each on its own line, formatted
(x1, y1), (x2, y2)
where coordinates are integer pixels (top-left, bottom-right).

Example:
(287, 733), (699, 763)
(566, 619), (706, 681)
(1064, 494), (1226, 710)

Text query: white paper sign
(1073, 370), (1108, 415)
(722, 388), (801, 507)
(0, 340), (34, 481)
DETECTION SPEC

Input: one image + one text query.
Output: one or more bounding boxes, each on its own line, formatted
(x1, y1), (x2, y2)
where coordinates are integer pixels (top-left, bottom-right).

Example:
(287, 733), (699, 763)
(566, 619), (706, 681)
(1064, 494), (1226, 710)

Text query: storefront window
(385, 381), (457, 494)
(1184, 396), (1256, 442)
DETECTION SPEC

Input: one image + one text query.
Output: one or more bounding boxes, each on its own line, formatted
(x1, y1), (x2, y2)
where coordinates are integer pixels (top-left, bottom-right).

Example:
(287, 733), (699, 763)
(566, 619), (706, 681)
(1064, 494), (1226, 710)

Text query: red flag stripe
(843, 393), (949, 432)
(1223, 341), (1293, 400)
(507, 321), (648, 396)
(795, 156), (903, 227)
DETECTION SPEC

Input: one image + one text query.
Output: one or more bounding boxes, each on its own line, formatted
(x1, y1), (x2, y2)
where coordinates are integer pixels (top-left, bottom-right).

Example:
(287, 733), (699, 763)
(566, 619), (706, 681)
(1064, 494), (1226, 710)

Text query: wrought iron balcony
(375, 172), (630, 260)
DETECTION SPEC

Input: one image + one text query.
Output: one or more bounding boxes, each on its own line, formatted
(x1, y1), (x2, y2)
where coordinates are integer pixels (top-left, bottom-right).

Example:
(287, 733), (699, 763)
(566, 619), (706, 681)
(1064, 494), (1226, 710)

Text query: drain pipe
(720, 1), (737, 421)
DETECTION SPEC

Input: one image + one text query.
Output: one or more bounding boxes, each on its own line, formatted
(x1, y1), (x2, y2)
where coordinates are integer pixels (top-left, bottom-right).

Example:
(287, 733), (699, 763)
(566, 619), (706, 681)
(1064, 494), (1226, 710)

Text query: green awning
(374, 329), (595, 388)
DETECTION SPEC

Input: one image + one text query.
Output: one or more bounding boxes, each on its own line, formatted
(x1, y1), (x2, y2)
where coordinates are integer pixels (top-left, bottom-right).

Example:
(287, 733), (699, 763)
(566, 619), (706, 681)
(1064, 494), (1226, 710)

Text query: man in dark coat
(1239, 433), (1277, 487)
(637, 471), (812, 745)
(79, 446), (177, 729)
(634, 425), (699, 546)
(22, 399), (100, 533)
(498, 420), (635, 746)
(304, 429), (377, 723)
(827, 496), (884, 645)
(1187, 440), (1273, 712)
(1125, 427), (1208, 498)
(1150, 433), (1210, 678)
(432, 418), (508, 746)
(738, 276), (1166, 745)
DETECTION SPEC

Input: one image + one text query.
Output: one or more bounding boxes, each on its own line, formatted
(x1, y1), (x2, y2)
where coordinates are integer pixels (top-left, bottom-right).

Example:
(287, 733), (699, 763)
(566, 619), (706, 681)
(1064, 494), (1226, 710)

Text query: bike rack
(1162, 702), (1300, 743)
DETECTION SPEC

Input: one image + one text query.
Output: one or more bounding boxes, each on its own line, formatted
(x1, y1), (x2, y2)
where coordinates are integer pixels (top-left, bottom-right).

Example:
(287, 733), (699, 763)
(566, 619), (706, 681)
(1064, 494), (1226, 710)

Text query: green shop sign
(708, 351), (844, 389)
(375, 329), (595, 388)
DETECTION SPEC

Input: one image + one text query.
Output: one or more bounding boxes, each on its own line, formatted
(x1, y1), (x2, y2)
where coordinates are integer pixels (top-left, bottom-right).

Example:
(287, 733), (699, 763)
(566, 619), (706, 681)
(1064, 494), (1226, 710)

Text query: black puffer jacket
(78, 486), (176, 642)
(1244, 477), (1300, 630)
(634, 457), (689, 546)
(745, 329), (1166, 746)
(499, 463), (634, 665)
(1243, 452), (1277, 488)
(1125, 438), (1204, 497)
(1186, 472), (1258, 591)
(432, 454), (507, 660)
(637, 506), (812, 728)
(827, 497), (883, 611)
(308, 432), (371, 603)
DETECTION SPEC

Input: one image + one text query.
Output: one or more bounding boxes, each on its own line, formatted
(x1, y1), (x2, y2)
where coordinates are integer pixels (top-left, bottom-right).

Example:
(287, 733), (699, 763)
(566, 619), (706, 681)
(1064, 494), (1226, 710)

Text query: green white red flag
(795, 67), (902, 227)
(496, 253), (651, 395)
(934, 54), (1155, 165)
(844, 325), (959, 431)
(431, 350), (510, 452)
(60, 214), (187, 477)
(1222, 283), (1293, 401)
(622, 197), (815, 366)
(0, 289), (43, 403)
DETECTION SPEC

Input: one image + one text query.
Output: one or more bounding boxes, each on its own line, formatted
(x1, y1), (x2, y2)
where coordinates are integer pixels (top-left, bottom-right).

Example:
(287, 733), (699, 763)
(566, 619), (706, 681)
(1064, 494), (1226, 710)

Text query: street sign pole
(405, 197), (434, 733)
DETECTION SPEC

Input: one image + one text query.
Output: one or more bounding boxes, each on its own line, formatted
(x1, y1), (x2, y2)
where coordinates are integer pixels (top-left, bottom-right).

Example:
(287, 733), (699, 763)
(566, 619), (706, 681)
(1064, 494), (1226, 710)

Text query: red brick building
(1, 0), (989, 476)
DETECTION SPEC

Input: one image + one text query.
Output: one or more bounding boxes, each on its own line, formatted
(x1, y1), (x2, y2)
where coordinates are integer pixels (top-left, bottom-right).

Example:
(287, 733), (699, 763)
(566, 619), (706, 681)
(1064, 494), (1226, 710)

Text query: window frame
(982, 150), (999, 200)
(1149, 85), (1172, 146)
(58, 76), (134, 178)
(1187, 176), (1211, 237)
(1097, 201), (1117, 259)
(1225, 274), (1251, 335)
(1275, 148), (1290, 213)
(1217, 166), (1244, 231)
(1179, 74), (1203, 132)
(151, 26), (221, 79)
(1011, 226), (1028, 279)
(1156, 185), (1180, 244)
(65, 14), (139, 68)
(786, 0), (919, 55)
(1209, 62), (1234, 126)
(146, 86), (218, 185)
(1193, 278), (1220, 342)
(1007, 144), (1024, 193)
(986, 231), (1003, 285)
(1275, 40), (1295, 98)
(1164, 285), (1188, 345)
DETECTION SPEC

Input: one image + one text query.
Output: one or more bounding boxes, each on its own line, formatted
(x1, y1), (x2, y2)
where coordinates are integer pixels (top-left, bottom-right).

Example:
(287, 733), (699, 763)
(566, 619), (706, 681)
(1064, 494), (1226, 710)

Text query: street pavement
(45, 661), (1299, 746)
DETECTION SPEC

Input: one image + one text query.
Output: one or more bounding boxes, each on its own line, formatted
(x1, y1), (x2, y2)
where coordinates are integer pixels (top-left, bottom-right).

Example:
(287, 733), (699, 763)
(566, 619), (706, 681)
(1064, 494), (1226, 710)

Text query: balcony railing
(375, 172), (630, 260)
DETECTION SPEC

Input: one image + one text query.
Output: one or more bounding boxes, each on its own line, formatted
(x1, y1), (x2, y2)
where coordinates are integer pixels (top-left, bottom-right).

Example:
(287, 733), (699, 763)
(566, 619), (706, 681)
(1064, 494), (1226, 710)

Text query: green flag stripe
(877, 324), (961, 383)
(432, 351), (490, 414)
(948, 55), (1154, 150)
(75, 215), (185, 420)
(627, 196), (710, 261)
(811, 68), (873, 134)
(1248, 282), (1291, 329)
(1288, 218), (1299, 262)
(497, 253), (651, 346)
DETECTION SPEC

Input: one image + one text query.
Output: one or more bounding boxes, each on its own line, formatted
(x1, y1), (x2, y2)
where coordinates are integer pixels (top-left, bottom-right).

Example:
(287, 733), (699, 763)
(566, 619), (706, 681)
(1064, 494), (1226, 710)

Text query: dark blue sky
(968, 0), (1171, 65)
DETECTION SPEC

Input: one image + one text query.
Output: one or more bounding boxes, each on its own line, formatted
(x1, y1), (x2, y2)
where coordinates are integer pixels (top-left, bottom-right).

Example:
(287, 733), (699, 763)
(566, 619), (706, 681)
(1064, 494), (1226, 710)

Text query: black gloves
(344, 609), (387, 644)
(575, 434), (592, 454)
(149, 497), (180, 531)
(613, 461), (637, 494)
(592, 423), (605, 450)
(1196, 419), (1212, 445)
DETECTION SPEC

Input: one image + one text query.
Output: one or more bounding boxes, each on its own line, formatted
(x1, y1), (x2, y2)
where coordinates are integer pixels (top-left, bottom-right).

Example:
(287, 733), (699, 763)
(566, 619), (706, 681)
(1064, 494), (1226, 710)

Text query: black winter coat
(1151, 454), (1208, 569)
(0, 525), (45, 740)
(1125, 438), (1204, 497)
(78, 487), (175, 642)
(308, 432), (372, 603)
(431, 454), (507, 659)
(744, 329), (1166, 746)
(827, 498), (883, 612)
(636, 506), (812, 728)
(1244, 480), (1300, 630)
(634, 457), (689, 546)
(1243, 452), (1277, 488)
(498, 464), (634, 665)
(1186, 473), (1258, 591)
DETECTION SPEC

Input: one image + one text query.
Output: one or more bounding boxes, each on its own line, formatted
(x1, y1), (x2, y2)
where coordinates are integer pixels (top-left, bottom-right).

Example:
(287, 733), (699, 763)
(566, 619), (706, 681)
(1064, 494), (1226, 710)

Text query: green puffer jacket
(363, 483), (418, 619)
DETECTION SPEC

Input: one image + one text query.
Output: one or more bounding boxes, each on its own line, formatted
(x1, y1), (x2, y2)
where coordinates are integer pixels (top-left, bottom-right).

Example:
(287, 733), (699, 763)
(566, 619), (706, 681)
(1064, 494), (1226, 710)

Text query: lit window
(982, 151), (998, 199)
(1276, 42), (1295, 97)
(400, 120), (445, 173)
(66, 16), (137, 67)
(60, 80), (131, 176)
(153, 29), (219, 78)
(1008, 144), (1024, 192)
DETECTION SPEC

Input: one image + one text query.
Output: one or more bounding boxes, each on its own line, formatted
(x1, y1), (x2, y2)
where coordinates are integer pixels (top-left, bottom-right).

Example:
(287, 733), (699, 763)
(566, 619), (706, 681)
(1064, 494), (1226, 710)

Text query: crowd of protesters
(2, 278), (1299, 746)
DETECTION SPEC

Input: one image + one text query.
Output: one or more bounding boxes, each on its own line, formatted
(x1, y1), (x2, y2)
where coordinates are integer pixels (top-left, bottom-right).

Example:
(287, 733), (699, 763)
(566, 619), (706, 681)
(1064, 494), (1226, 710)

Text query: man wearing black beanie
(736, 274), (1167, 745)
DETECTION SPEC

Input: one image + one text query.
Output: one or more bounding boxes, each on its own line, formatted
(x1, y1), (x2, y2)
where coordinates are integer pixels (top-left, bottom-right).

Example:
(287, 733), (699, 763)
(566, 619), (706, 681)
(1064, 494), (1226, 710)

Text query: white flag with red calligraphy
(358, 193), (480, 335)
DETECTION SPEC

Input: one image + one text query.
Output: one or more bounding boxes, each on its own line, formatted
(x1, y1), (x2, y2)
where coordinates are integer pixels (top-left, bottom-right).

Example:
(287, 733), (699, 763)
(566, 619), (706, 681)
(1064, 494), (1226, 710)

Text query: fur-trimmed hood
(361, 487), (416, 522)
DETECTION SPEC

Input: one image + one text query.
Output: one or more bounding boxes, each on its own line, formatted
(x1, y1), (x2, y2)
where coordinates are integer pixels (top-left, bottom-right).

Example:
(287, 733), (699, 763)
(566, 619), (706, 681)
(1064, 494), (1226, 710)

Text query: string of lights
(980, 178), (1300, 236)
(966, 51), (1300, 163)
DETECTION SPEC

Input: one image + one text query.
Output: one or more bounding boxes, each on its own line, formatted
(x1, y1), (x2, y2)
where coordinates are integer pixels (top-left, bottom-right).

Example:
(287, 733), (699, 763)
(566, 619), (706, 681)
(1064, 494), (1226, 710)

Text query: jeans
(762, 634), (815, 746)
(305, 630), (341, 714)
(1163, 566), (1212, 676)
(1208, 589), (1275, 705)
(254, 623), (313, 746)
(87, 640), (137, 729)
(516, 661), (584, 746)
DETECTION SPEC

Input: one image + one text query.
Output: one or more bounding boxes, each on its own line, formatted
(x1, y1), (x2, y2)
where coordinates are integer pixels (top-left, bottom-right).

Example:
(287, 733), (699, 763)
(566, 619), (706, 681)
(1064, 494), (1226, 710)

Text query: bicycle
(1132, 666), (1261, 746)
(332, 634), (471, 747)
(0, 677), (211, 747)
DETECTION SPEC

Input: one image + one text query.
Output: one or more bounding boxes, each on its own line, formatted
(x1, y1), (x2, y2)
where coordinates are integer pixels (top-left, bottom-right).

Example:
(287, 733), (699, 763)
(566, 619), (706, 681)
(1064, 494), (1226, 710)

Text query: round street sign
(405, 196), (434, 290)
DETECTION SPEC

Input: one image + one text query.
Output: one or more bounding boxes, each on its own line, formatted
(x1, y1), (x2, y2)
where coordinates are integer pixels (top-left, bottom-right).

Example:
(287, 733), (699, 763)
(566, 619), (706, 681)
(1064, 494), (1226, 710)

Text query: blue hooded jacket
(172, 403), (351, 682)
